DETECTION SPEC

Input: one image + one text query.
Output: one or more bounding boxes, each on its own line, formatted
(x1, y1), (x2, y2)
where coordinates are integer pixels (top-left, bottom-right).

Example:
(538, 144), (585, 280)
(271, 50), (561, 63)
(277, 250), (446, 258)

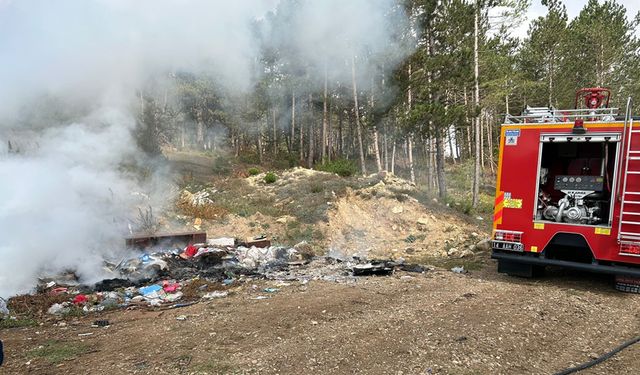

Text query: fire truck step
(629, 157), (640, 161)
(621, 221), (640, 225)
(621, 200), (640, 204)
(624, 192), (640, 195)
(620, 232), (640, 240)
(622, 211), (640, 216)
(630, 151), (640, 154)
(631, 130), (640, 134)
(626, 171), (640, 175)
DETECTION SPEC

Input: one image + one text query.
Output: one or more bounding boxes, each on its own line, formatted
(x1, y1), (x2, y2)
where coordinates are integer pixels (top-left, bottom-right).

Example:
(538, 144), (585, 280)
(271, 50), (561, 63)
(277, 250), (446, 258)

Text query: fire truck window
(536, 141), (617, 226)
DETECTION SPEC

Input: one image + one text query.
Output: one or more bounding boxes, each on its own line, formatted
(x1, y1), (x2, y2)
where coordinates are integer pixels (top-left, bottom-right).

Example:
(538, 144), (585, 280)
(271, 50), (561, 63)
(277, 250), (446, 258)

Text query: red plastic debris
(73, 294), (88, 305)
(50, 287), (68, 295)
(162, 281), (180, 293)
(183, 244), (198, 258)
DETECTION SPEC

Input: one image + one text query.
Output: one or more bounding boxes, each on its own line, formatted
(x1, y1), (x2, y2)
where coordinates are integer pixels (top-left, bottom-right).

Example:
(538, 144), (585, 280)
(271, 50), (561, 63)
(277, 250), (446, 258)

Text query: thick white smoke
(0, 0), (412, 297)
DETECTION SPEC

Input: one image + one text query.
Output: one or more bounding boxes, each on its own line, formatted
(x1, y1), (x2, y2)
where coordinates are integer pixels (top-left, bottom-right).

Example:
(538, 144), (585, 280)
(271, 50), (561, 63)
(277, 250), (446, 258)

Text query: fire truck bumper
(492, 251), (640, 278)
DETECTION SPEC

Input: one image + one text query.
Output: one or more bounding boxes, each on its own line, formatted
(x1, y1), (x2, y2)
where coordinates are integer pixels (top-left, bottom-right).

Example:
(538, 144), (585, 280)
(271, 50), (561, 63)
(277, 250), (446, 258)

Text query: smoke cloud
(0, 0), (412, 297)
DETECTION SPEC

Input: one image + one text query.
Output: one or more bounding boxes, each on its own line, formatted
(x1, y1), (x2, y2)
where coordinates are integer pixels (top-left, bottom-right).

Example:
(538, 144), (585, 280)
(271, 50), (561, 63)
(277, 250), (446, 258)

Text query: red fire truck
(491, 88), (640, 290)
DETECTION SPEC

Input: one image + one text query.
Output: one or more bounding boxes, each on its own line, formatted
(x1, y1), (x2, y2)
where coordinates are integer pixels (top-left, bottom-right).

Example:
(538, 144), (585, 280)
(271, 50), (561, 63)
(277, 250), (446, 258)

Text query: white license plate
(492, 240), (524, 252)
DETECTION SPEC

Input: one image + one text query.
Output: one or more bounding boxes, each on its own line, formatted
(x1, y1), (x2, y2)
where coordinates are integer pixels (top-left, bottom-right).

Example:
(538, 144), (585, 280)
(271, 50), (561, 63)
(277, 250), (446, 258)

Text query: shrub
(264, 172), (278, 184)
(309, 182), (323, 193)
(238, 152), (260, 164)
(212, 156), (232, 175)
(248, 167), (260, 176)
(316, 159), (357, 177)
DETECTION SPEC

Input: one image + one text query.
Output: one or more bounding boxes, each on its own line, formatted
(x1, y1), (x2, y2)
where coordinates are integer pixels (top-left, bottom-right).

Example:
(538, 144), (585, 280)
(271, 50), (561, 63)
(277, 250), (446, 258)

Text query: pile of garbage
(3, 236), (426, 319)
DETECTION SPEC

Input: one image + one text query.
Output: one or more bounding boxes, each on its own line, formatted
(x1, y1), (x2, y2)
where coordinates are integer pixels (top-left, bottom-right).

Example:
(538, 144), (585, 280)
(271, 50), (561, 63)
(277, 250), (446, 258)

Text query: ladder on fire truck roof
(504, 106), (619, 124)
(617, 97), (640, 246)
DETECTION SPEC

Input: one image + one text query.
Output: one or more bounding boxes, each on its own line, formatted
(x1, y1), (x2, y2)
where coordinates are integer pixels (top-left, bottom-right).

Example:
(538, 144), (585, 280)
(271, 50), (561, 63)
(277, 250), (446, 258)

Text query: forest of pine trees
(74, 1), (640, 205)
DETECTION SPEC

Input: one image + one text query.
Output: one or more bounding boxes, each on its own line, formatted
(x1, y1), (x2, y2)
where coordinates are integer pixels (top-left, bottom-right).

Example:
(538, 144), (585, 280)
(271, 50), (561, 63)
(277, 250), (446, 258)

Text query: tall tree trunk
(408, 136), (415, 184)
(429, 138), (436, 189)
(464, 87), (472, 158)
(372, 127), (382, 172)
(352, 54), (367, 175)
(308, 93), (314, 168)
(196, 108), (205, 150)
(480, 111), (484, 167)
(444, 90), (456, 164)
(487, 112), (495, 174)
(505, 82), (510, 115)
(291, 93), (296, 154)
(370, 75), (382, 172)
(447, 127), (456, 164)
(299, 100), (304, 163)
(435, 130), (447, 198)
(406, 64), (414, 183)
(273, 107), (278, 155)
(328, 95), (333, 161)
(322, 65), (328, 163)
(384, 130), (389, 171)
(338, 109), (343, 157)
(472, 4), (481, 208)
(257, 126), (263, 164)
(391, 141), (396, 175)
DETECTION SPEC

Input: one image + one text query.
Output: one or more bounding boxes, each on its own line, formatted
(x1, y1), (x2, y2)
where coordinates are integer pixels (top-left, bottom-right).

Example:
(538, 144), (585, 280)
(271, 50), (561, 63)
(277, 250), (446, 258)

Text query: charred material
(125, 231), (207, 249)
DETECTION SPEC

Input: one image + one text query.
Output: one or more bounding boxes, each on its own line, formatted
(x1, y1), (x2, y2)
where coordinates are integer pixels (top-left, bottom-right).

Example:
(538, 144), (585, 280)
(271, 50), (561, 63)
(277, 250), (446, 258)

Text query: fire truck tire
(615, 282), (640, 293)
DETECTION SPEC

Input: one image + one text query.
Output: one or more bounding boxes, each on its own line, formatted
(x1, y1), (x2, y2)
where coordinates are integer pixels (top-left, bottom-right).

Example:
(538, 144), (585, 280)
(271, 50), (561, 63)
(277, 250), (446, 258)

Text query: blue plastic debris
(139, 284), (163, 296)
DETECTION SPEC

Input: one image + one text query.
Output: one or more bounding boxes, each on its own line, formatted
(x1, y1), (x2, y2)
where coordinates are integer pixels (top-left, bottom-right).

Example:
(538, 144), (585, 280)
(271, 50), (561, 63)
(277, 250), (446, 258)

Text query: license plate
(492, 240), (524, 252)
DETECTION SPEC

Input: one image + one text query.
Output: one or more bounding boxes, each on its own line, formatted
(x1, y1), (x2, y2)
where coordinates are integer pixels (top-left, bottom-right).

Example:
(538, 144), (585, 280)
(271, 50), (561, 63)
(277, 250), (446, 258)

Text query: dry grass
(176, 200), (229, 220)
(7, 293), (71, 317)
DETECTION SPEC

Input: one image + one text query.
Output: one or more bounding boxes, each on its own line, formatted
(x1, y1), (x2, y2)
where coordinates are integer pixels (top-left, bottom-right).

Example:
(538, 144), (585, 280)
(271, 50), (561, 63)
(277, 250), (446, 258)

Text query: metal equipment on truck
(491, 88), (640, 291)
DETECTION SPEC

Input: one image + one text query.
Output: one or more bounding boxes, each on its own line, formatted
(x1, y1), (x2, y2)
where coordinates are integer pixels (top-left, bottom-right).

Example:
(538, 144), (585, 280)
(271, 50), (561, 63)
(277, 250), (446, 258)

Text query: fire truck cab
(491, 88), (640, 290)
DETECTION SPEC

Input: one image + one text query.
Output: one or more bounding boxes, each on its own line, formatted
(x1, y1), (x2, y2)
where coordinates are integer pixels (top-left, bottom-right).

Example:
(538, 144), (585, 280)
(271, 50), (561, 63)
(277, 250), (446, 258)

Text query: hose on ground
(554, 335), (640, 375)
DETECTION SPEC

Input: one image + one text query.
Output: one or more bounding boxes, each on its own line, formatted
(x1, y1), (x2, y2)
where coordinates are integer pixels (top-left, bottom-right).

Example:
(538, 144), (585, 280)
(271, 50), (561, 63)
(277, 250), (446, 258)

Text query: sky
(514, 0), (640, 38)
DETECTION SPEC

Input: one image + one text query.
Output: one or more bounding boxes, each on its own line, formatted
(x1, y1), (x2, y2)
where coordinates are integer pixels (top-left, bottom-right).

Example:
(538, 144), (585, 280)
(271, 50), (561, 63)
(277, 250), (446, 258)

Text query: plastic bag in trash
(203, 291), (228, 299)
(139, 284), (163, 296)
(0, 298), (8, 316)
(48, 303), (71, 315)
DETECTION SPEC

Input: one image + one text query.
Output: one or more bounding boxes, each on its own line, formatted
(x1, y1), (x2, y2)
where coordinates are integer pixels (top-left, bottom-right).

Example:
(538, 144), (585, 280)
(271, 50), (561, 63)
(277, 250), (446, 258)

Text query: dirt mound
(327, 176), (487, 261)
(165, 165), (488, 260)
(246, 167), (337, 188)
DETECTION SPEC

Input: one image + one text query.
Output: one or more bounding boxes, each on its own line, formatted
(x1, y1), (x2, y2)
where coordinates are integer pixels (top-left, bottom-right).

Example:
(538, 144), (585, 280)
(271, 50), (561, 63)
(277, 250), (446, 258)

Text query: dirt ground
(2, 153), (639, 374)
(2, 260), (640, 375)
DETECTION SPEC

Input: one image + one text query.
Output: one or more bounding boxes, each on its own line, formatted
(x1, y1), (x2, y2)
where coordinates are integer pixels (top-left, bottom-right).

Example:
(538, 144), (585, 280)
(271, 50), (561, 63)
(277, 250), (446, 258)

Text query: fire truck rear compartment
(536, 138), (618, 226)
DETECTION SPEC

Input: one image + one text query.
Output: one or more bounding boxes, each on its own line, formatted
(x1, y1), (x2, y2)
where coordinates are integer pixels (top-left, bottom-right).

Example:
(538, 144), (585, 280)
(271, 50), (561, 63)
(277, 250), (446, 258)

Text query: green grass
(62, 306), (86, 318)
(28, 340), (91, 364)
(213, 179), (282, 218)
(0, 317), (38, 329)
(281, 223), (325, 246)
